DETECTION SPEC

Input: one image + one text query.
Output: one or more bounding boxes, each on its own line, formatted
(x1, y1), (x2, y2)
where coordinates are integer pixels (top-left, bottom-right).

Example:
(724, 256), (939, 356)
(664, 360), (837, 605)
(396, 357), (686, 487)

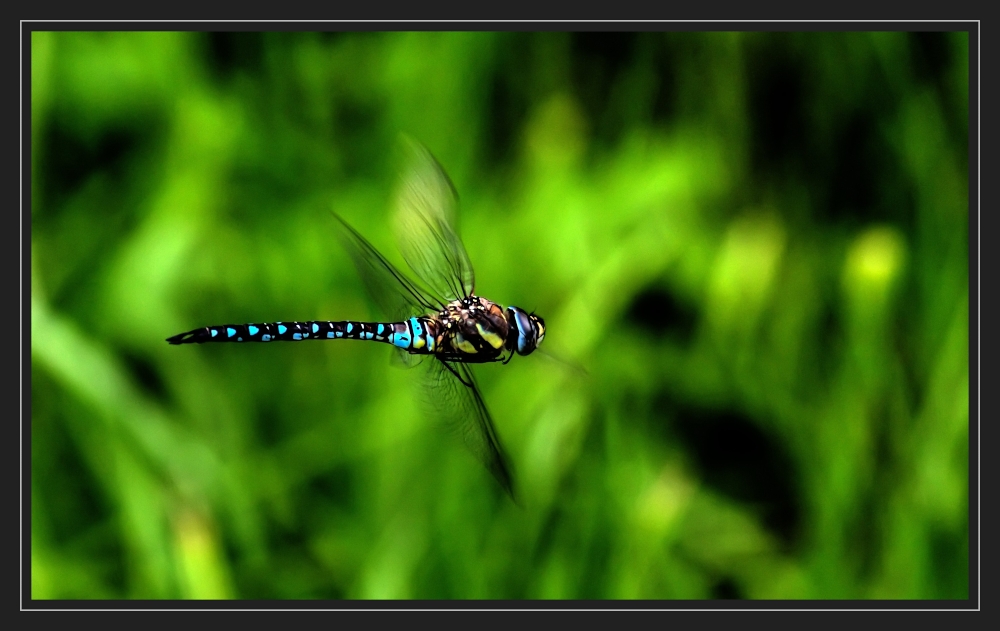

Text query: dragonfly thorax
(428, 297), (544, 361)
(431, 296), (510, 361)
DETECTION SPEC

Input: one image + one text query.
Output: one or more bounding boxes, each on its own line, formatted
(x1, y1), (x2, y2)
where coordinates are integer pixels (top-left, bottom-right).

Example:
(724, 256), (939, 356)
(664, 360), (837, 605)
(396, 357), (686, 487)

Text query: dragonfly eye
(533, 315), (546, 346)
(508, 306), (544, 355)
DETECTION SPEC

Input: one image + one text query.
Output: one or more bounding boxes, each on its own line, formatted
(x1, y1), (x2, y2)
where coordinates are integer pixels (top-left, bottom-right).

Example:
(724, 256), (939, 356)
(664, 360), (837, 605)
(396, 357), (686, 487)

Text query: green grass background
(30, 31), (969, 600)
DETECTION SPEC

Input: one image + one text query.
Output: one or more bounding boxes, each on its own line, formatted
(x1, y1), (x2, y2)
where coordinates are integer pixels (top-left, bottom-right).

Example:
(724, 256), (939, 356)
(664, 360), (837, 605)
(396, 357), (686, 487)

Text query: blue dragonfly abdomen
(166, 316), (440, 352)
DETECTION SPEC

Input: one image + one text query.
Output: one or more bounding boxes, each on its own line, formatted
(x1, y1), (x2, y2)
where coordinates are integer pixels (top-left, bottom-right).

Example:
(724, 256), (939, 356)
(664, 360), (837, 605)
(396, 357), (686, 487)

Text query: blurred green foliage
(30, 31), (969, 600)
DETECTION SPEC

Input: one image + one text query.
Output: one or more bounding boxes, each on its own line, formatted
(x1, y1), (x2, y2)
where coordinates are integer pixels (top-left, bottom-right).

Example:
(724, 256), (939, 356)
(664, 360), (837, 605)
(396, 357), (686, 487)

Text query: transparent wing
(332, 211), (445, 322)
(392, 138), (476, 301)
(423, 359), (516, 501)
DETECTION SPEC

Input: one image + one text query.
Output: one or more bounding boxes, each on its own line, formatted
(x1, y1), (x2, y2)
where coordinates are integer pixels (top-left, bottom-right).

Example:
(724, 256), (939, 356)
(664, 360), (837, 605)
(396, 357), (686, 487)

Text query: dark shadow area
(747, 45), (809, 184)
(122, 351), (168, 404)
(255, 402), (288, 448)
(625, 285), (698, 344)
(483, 33), (535, 172)
(204, 32), (265, 81)
(570, 32), (637, 150)
(712, 576), (743, 599)
(305, 465), (355, 511)
(40, 120), (143, 215)
(668, 404), (801, 547)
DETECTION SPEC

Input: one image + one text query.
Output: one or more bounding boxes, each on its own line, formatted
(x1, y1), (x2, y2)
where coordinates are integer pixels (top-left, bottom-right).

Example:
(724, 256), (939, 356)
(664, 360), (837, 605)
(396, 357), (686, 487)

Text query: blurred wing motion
(424, 359), (515, 501)
(329, 140), (515, 498)
(392, 137), (475, 301)
(331, 211), (443, 323)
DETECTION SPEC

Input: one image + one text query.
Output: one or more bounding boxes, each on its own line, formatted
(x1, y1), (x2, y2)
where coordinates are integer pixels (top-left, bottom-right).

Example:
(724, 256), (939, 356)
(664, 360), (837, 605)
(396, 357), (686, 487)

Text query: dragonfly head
(507, 306), (546, 356)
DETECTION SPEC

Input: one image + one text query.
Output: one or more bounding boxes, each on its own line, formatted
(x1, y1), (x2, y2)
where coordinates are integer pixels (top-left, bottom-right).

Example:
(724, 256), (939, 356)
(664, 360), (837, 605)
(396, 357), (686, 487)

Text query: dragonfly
(166, 139), (545, 501)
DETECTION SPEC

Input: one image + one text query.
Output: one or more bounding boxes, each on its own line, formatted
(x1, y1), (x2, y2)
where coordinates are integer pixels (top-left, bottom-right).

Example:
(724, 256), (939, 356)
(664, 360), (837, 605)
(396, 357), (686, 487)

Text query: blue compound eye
(509, 306), (541, 355)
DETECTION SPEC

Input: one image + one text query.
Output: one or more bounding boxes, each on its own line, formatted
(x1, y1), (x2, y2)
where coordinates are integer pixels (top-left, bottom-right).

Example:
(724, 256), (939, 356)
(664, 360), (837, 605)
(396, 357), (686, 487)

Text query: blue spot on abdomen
(227, 327), (236, 338)
(278, 325), (287, 335)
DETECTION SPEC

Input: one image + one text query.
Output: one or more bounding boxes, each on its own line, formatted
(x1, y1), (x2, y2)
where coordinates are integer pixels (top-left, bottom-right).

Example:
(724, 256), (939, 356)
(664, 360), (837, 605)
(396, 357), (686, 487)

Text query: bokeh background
(29, 31), (970, 600)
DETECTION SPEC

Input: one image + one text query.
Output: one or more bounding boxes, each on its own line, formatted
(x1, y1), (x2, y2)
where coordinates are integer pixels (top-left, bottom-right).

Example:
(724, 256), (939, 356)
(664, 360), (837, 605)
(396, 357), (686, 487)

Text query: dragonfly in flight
(167, 139), (545, 501)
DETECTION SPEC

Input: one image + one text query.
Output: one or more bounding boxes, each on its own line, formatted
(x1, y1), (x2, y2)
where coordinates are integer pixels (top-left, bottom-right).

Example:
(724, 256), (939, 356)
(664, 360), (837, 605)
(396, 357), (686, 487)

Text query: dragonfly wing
(424, 359), (516, 501)
(392, 138), (476, 301)
(332, 211), (444, 323)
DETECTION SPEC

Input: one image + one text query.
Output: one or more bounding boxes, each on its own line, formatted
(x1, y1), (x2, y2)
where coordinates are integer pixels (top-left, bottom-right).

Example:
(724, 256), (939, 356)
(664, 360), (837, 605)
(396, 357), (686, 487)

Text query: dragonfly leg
(438, 359), (474, 388)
